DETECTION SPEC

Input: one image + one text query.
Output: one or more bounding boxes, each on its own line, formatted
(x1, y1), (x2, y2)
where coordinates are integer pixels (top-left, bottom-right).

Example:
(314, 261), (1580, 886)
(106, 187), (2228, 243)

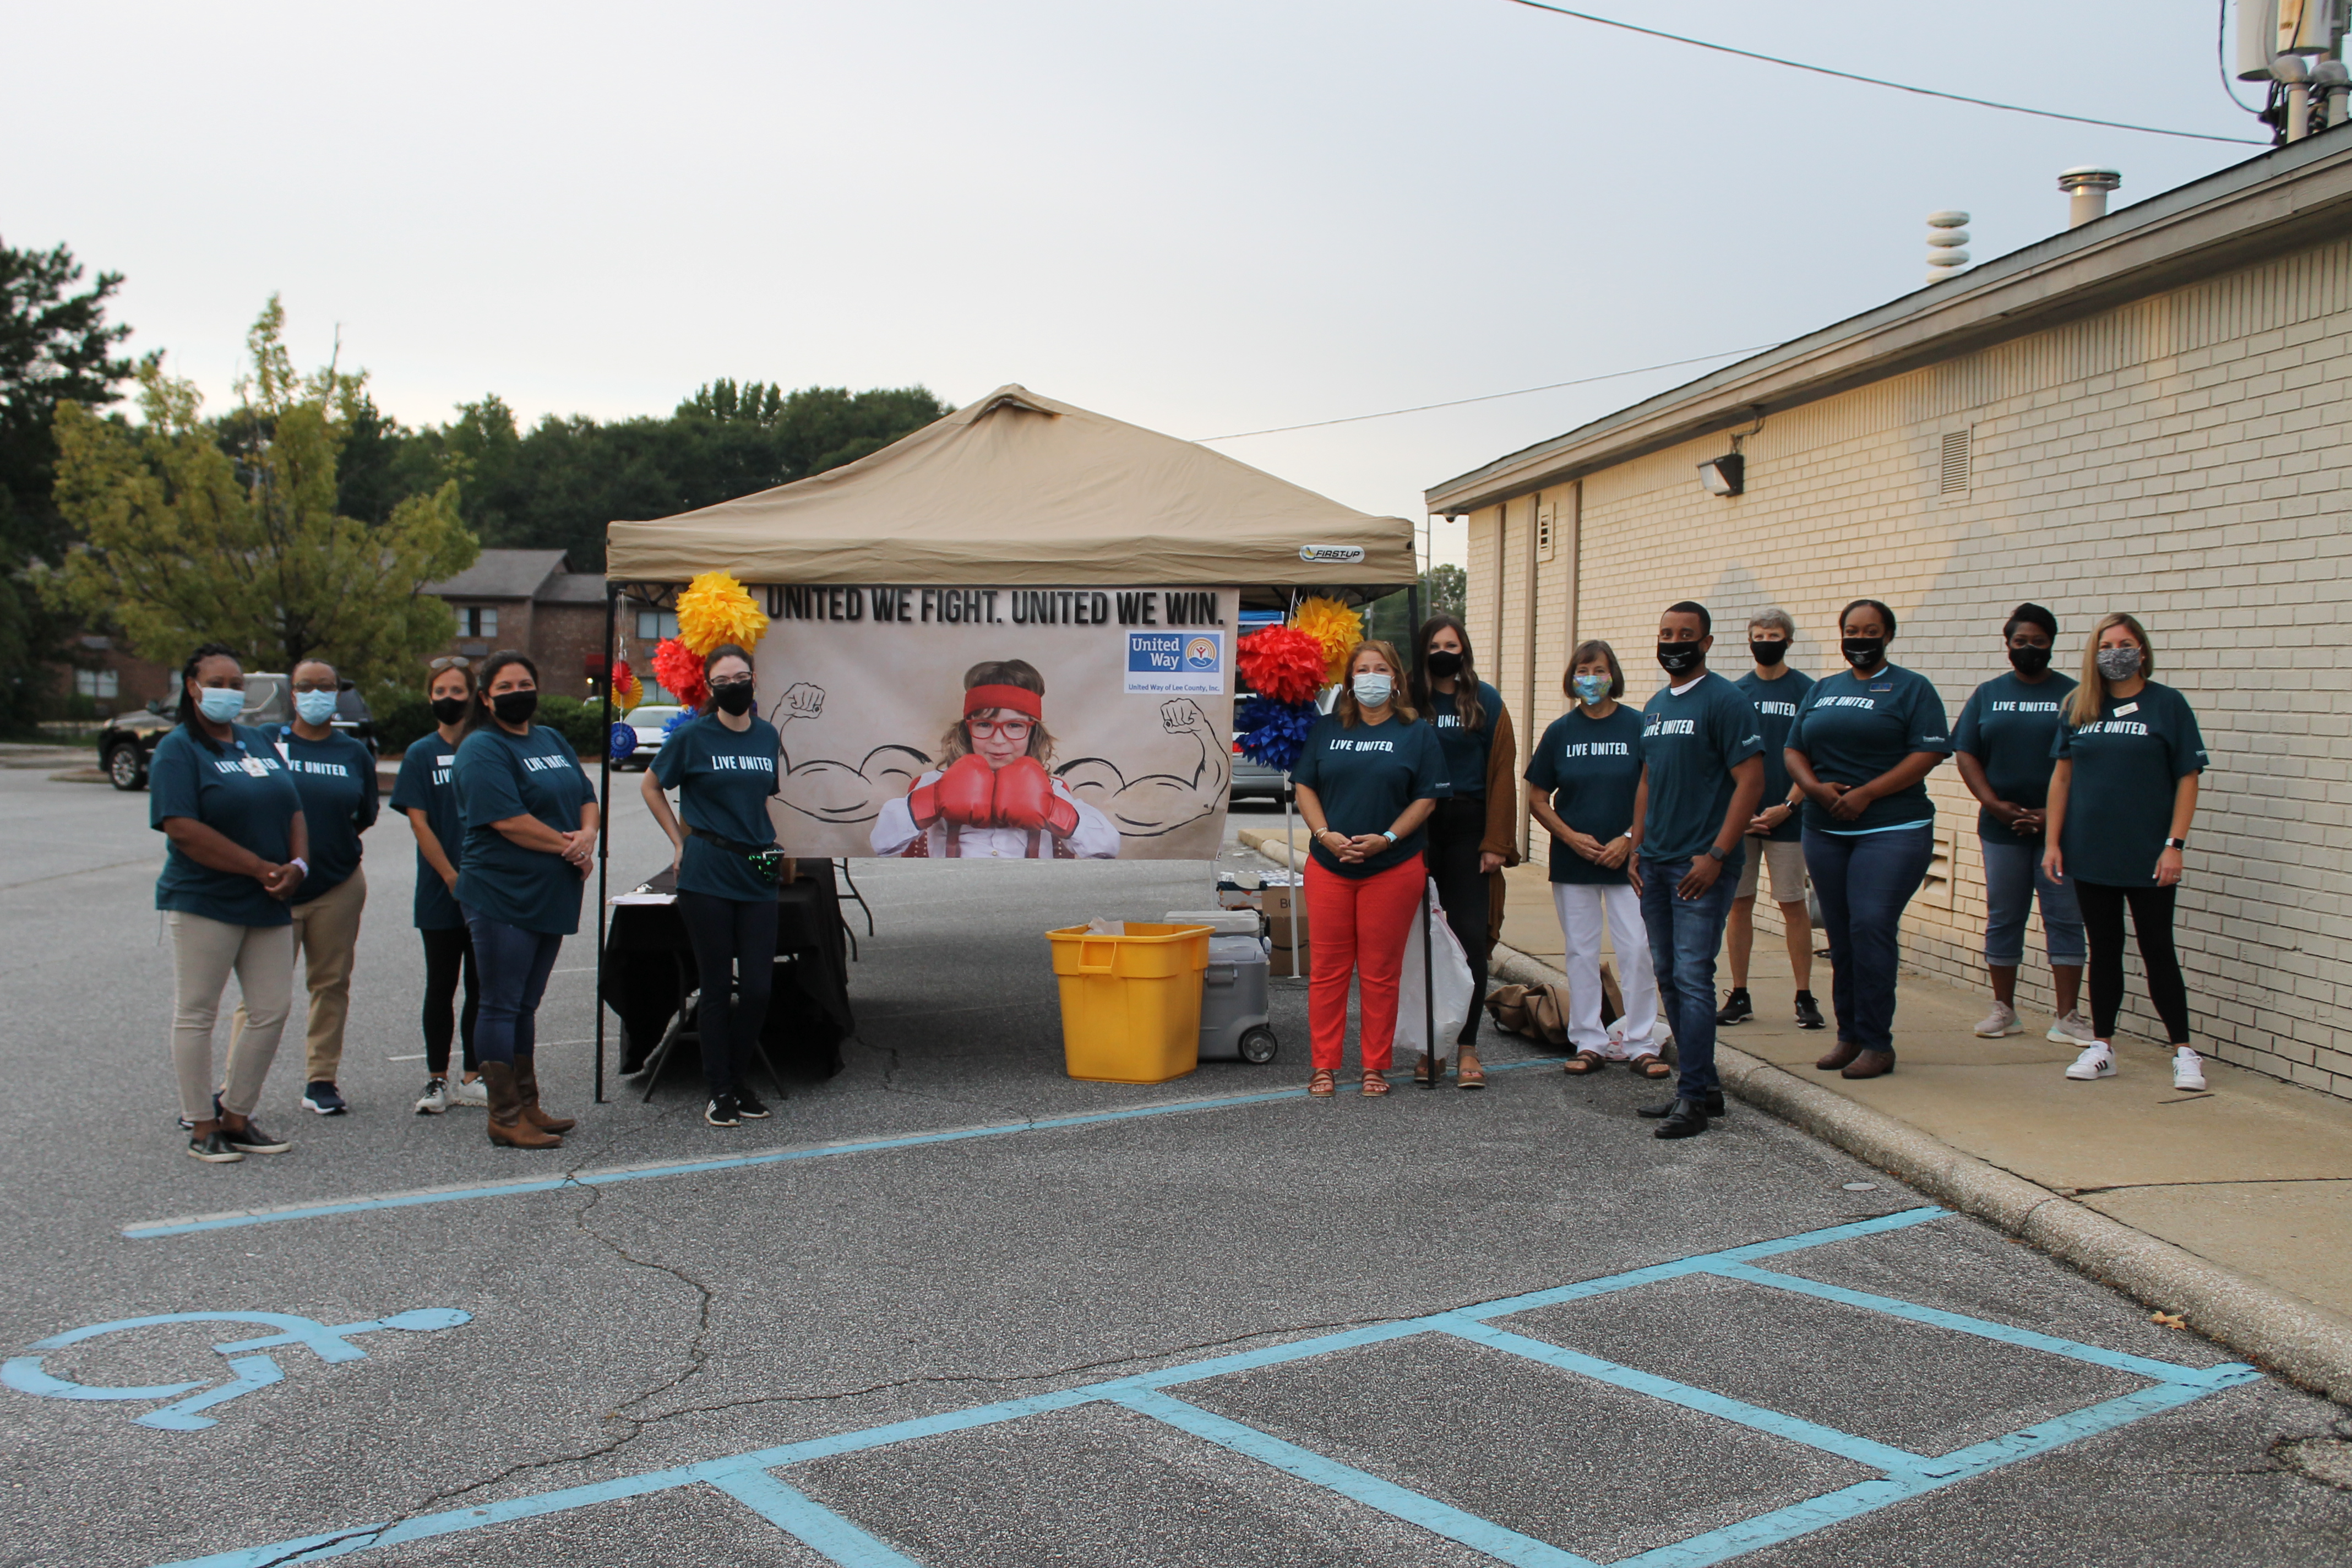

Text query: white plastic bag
(1394, 877), (1475, 1056)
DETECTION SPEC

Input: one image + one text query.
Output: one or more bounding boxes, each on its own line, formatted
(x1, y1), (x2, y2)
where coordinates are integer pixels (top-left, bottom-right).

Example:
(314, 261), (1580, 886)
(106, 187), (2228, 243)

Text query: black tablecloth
(600, 861), (853, 1081)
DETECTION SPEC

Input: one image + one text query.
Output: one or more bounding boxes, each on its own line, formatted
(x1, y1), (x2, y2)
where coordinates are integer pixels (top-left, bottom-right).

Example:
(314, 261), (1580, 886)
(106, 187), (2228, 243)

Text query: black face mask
(712, 683), (756, 716)
(1749, 640), (1788, 667)
(491, 690), (538, 725)
(1656, 641), (1704, 675)
(430, 695), (469, 726)
(2007, 644), (2052, 677)
(1424, 650), (1464, 679)
(1841, 636), (1887, 669)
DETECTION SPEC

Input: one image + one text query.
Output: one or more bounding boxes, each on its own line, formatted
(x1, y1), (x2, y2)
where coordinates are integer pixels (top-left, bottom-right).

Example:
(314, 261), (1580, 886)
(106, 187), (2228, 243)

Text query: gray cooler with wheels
(1166, 910), (1278, 1064)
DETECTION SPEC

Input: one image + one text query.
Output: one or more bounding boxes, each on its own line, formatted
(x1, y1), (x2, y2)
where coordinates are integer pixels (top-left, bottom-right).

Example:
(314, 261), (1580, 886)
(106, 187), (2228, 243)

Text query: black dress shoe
(1651, 1099), (1711, 1139)
(1637, 1091), (1725, 1118)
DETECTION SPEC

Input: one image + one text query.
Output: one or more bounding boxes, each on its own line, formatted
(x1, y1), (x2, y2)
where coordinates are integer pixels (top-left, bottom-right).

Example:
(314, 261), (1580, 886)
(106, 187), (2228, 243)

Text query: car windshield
(633, 706), (683, 730)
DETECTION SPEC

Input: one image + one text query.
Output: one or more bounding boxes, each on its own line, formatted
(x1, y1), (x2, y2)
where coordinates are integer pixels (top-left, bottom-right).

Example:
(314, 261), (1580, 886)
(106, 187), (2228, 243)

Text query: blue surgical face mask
(293, 690), (339, 725)
(1573, 673), (1610, 706)
(1352, 672), (1393, 709)
(196, 687), (244, 723)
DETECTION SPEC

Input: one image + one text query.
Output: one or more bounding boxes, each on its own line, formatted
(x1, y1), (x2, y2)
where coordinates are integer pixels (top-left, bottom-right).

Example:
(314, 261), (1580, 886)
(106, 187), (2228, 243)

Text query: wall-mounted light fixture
(1696, 454), (1745, 497)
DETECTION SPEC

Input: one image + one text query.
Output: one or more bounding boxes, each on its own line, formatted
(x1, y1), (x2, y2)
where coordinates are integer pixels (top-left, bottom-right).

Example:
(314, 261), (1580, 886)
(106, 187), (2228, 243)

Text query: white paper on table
(607, 891), (678, 906)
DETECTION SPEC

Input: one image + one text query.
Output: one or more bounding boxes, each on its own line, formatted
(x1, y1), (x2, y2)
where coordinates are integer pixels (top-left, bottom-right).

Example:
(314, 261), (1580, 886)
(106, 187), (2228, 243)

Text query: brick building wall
(1467, 232), (2352, 1101)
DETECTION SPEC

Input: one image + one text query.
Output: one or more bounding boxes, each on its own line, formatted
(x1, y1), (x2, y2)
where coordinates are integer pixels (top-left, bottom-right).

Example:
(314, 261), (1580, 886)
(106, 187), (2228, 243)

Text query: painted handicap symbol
(3, 1308), (469, 1431)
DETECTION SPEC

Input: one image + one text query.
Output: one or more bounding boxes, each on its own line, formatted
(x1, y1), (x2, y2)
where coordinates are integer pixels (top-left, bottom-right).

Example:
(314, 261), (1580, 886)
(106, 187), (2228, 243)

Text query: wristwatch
(1706, 845), (1729, 863)
(1380, 829), (1398, 844)
(2163, 836), (2188, 850)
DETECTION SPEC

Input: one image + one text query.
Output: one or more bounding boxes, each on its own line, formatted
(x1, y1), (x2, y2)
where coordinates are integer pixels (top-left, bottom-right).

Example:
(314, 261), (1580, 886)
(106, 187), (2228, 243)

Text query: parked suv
(99, 675), (378, 791)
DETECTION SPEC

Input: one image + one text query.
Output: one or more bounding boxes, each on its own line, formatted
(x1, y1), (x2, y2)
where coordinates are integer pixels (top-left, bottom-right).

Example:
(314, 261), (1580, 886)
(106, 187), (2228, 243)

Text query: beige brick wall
(1474, 234), (2352, 1099)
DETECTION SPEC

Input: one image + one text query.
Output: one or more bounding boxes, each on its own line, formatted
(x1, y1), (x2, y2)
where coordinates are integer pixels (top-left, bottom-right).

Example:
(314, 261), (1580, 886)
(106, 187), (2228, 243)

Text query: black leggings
(677, 889), (778, 1097)
(420, 925), (480, 1076)
(1423, 796), (1493, 1046)
(2075, 881), (2191, 1046)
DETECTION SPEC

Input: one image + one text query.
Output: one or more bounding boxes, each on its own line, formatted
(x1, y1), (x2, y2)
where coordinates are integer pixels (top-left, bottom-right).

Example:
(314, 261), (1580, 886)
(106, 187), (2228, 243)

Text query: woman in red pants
(1289, 640), (1451, 1097)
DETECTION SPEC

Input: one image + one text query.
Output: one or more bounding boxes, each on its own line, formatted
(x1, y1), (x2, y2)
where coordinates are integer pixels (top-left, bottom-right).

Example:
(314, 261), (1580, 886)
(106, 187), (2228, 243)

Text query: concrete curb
(1487, 941), (2352, 1404)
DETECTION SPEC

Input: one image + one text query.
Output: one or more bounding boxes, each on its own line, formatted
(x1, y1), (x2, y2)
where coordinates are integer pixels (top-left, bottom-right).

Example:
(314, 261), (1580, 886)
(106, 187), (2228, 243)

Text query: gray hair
(1747, 606), (1795, 638)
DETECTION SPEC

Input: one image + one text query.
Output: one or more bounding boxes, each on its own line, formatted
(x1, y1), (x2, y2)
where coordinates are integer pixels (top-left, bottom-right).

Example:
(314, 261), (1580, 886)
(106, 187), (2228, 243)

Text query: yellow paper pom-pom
(1288, 596), (1365, 683)
(610, 660), (644, 716)
(675, 569), (770, 656)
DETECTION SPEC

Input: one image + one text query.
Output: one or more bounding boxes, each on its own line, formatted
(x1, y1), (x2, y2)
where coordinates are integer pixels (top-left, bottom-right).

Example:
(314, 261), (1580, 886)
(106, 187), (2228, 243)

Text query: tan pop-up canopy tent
(605, 384), (1415, 587)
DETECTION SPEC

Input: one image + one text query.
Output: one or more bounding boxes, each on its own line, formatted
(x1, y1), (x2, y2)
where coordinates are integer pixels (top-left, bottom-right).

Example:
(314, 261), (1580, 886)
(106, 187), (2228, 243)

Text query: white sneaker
(2172, 1049), (2207, 1092)
(413, 1077), (450, 1115)
(2065, 1045), (2116, 1081)
(448, 1075), (489, 1108)
(1974, 1003), (2022, 1038)
(2048, 1010), (2097, 1044)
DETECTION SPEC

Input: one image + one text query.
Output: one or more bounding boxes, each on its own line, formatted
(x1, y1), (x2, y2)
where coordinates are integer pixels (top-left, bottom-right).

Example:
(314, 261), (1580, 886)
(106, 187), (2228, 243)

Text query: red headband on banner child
(963, 684), (1042, 720)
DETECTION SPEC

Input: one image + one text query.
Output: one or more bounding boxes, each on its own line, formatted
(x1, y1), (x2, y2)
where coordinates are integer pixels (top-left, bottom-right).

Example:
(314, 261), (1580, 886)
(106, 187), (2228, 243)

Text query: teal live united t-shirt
(148, 724), (303, 927)
(1290, 712), (1451, 879)
(1526, 704), (1643, 885)
(1637, 673), (1765, 864)
(652, 714), (784, 901)
(2054, 681), (2208, 888)
(390, 736), (467, 930)
(455, 722), (594, 935)
(272, 727), (378, 901)
(1786, 663), (1953, 834)
(1952, 669), (2078, 847)
(1427, 681), (1503, 799)
(1734, 667), (1814, 842)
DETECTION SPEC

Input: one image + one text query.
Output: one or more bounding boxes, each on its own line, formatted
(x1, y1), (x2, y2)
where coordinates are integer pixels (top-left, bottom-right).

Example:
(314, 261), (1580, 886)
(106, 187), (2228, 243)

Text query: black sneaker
(733, 1085), (773, 1119)
(302, 1081), (348, 1116)
(1637, 1090), (1726, 1118)
(1794, 991), (1826, 1031)
(1715, 989), (1753, 1027)
(1650, 1099), (1712, 1140)
(705, 1093), (741, 1128)
(220, 1118), (291, 1155)
(187, 1129), (244, 1163)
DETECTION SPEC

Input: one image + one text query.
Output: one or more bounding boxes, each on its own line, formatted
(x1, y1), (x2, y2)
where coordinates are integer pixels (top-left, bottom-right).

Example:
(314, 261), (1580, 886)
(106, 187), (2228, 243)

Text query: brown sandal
(1456, 1052), (1487, 1091)
(1630, 1053), (1673, 1079)
(1561, 1052), (1605, 1075)
(1308, 1069), (1336, 1098)
(1360, 1070), (1391, 1097)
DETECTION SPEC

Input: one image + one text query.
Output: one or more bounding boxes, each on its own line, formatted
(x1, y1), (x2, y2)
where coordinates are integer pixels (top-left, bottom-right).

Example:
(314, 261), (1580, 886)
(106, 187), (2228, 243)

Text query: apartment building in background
(1430, 129), (2352, 1103)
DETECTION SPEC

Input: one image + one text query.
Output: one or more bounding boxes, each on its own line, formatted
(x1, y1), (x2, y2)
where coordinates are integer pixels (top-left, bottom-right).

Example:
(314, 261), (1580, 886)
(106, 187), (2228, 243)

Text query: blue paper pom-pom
(1235, 696), (1318, 773)
(660, 707), (697, 742)
(607, 722), (639, 763)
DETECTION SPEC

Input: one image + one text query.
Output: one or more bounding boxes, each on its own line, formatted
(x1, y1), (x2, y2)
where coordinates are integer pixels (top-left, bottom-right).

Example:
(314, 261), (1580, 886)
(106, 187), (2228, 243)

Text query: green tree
(0, 238), (133, 732)
(1364, 567), (1471, 647)
(46, 297), (478, 687)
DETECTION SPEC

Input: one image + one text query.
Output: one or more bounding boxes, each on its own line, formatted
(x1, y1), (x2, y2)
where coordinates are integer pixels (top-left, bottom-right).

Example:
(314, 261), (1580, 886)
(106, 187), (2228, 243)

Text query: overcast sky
(7, 1), (2270, 567)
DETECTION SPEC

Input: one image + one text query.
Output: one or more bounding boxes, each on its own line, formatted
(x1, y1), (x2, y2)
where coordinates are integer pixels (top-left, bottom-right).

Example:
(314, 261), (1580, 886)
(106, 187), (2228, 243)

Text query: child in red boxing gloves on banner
(869, 660), (1121, 859)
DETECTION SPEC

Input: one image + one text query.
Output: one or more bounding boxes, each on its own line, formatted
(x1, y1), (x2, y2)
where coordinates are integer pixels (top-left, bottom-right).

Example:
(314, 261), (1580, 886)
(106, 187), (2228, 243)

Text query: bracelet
(288, 857), (308, 876)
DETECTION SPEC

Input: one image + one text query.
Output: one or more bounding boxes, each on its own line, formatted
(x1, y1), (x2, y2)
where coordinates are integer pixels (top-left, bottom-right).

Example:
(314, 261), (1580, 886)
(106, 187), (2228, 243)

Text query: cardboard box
(1266, 941), (1310, 977)
(1262, 885), (1305, 922)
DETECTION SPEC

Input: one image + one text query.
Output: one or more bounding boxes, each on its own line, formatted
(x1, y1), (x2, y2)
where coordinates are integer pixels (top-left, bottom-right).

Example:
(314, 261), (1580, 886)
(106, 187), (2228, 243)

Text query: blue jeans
(461, 907), (564, 1066)
(1802, 826), (1935, 1057)
(1979, 839), (2084, 967)
(1638, 850), (1741, 1102)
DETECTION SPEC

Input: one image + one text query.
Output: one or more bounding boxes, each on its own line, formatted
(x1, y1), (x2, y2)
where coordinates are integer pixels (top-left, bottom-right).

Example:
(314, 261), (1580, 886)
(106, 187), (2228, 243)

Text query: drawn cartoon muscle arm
(1057, 699), (1231, 839)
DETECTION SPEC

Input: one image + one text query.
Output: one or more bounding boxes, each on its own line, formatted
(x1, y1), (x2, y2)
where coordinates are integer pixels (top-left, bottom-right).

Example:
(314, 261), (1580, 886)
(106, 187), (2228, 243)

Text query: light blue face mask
(1573, 673), (1610, 706)
(195, 687), (244, 723)
(1352, 672), (1393, 709)
(293, 690), (339, 726)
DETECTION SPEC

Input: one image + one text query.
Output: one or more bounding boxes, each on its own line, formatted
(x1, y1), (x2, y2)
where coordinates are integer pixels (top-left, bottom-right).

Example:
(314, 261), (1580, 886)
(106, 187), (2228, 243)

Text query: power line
(1504, 0), (2269, 146)
(1193, 345), (1782, 442)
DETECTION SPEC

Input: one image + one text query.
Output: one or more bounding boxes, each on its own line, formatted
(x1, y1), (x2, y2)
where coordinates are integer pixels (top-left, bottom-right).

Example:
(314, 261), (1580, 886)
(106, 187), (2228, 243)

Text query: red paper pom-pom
(651, 638), (709, 710)
(1237, 625), (1328, 705)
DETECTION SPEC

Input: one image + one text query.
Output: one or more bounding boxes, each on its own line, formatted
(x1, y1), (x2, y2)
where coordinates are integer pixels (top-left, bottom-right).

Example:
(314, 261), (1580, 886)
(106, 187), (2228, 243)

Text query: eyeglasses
(428, 656), (471, 671)
(966, 718), (1035, 741)
(710, 676), (754, 690)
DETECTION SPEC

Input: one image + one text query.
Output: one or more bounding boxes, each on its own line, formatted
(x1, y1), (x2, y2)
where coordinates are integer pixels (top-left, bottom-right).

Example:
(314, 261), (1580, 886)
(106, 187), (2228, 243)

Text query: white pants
(1552, 883), (1661, 1057)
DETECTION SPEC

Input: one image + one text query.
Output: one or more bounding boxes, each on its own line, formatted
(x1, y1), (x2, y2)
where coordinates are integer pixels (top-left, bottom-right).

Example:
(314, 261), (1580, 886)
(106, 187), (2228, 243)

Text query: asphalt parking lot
(1, 761), (2345, 1566)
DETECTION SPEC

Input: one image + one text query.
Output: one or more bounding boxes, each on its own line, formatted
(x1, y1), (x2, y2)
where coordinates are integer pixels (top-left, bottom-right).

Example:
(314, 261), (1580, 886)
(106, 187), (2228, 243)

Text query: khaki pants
(170, 912), (294, 1123)
(233, 865), (367, 1085)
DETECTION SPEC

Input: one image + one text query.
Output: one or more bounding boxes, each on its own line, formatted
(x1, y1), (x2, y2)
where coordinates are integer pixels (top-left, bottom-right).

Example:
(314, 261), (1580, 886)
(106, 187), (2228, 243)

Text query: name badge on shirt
(242, 756), (268, 777)
(1869, 682), (1893, 692)
(437, 755), (455, 765)
(2113, 701), (2139, 716)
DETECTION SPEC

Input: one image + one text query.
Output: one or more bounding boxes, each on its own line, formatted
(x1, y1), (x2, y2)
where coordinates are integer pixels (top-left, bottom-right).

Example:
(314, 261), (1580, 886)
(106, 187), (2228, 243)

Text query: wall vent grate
(1940, 429), (1972, 495)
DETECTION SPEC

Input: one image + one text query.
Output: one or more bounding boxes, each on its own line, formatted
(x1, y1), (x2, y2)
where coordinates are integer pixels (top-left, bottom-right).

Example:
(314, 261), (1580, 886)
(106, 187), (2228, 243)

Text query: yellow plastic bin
(1046, 922), (1212, 1083)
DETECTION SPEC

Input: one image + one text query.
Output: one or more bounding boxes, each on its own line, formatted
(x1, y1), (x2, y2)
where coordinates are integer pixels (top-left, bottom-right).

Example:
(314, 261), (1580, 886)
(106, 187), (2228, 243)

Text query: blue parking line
(1115, 1389), (1600, 1568)
(706, 1468), (923, 1566)
(1708, 1263), (2255, 1389)
(1442, 1320), (1929, 1476)
(123, 1059), (1569, 1240)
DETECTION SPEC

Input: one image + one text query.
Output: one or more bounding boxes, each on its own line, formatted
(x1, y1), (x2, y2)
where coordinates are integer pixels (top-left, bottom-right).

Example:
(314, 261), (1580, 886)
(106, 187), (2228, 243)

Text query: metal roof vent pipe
(2315, 57), (2349, 127)
(1925, 210), (1970, 286)
(2058, 168), (2122, 229)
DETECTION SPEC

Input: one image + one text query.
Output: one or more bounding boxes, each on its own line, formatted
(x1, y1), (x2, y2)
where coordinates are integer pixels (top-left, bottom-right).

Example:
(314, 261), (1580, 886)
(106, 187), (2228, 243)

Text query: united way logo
(1184, 637), (1219, 671)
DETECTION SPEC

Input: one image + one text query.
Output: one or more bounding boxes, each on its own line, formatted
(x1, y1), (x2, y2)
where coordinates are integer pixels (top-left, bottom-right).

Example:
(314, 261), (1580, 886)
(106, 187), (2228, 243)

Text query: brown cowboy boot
(513, 1055), (576, 1133)
(482, 1061), (562, 1148)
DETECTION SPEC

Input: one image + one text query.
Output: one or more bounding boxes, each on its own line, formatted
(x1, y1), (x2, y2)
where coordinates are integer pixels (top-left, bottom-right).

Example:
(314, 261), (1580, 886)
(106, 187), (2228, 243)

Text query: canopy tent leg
(595, 582), (617, 1105)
